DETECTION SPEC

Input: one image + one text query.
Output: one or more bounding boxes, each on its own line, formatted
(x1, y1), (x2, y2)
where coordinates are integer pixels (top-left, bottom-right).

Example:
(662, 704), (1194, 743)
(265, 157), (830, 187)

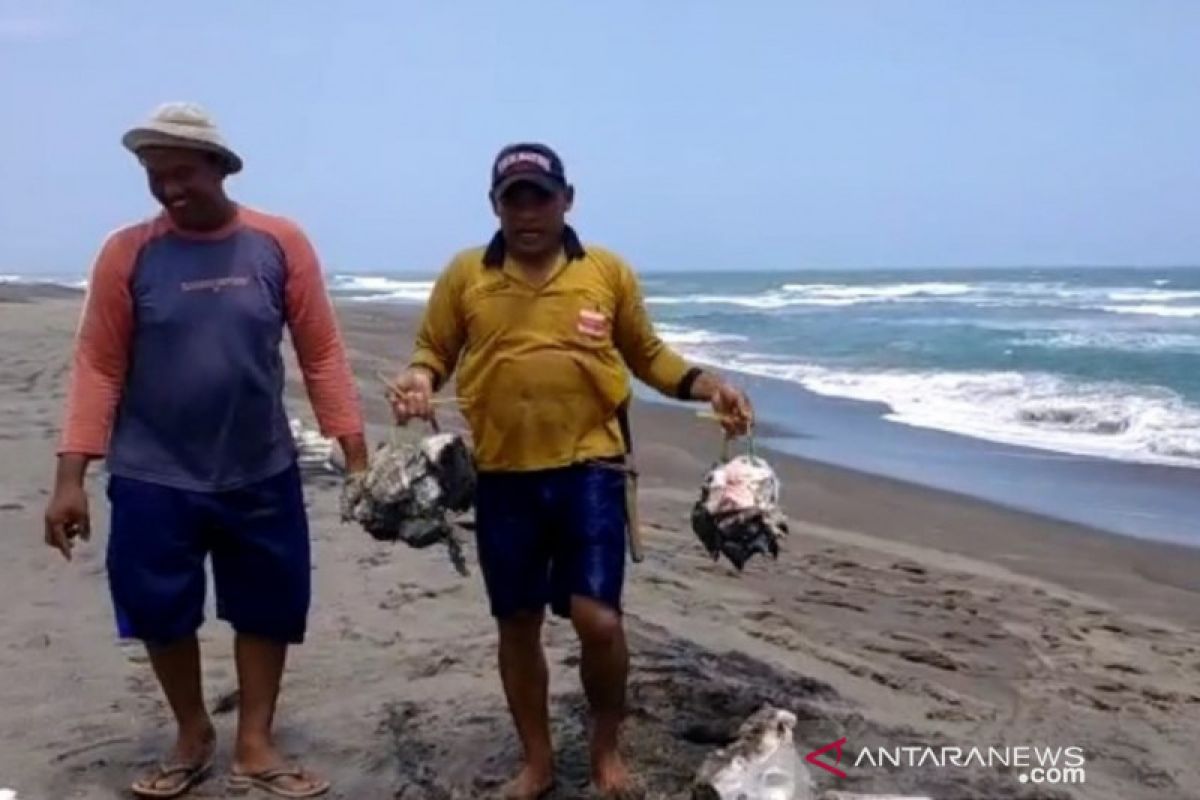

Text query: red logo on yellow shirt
(577, 309), (610, 339)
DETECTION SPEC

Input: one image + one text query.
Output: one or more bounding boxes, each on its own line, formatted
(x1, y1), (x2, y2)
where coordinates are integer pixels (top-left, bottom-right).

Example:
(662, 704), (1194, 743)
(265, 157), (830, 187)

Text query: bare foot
(501, 761), (555, 799)
(592, 750), (643, 798)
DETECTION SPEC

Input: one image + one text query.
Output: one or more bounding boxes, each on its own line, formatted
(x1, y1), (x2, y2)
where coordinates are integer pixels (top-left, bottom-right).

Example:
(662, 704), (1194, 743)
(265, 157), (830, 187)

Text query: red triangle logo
(805, 737), (848, 778)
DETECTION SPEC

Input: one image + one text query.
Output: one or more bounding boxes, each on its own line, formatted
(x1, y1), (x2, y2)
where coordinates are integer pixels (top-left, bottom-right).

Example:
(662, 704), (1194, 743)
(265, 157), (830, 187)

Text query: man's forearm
(337, 433), (369, 474)
(684, 368), (726, 402)
(54, 453), (94, 489)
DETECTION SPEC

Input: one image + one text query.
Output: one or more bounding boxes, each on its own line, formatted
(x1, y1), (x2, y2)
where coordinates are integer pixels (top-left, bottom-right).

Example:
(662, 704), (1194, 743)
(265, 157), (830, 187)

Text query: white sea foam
(1015, 331), (1200, 354)
(0, 274), (87, 289)
(656, 323), (748, 346)
(644, 279), (1200, 313)
(1105, 288), (1200, 302)
(1097, 304), (1200, 319)
(769, 365), (1200, 467)
(778, 281), (974, 299)
(331, 275), (433, 303)
(667, 335), (1200, 467)
(647, 281), (976, 309)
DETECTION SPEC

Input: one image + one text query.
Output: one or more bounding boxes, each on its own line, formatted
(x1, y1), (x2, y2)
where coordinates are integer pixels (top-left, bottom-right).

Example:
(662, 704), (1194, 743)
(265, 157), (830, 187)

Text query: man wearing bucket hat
(388, 143), (753, 799)
(44, 102), (367, 798)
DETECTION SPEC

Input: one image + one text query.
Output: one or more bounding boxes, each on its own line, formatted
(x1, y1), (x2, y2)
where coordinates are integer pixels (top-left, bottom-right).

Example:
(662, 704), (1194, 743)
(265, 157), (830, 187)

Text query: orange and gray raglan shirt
(58, 205), (364, 491)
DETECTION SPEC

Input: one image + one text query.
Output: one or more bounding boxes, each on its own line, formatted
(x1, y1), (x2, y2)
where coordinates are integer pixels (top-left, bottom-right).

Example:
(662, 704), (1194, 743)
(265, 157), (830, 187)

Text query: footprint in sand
(1141, 687), (1200, 705)
(644, 573), (690, 592)
(746, 627), (799, 649)
(799, 590), (868, 613)
(407, 653), (461, 679)
(1103, 662), (1146, 675)
(357, 551), (390, 569)
(1062, 685), (1119, 712)
(744, 608), (783, 624)
(1094, 680), (1130, 694)
(898, 647), (962, 672)
(940, 630), (986, 648)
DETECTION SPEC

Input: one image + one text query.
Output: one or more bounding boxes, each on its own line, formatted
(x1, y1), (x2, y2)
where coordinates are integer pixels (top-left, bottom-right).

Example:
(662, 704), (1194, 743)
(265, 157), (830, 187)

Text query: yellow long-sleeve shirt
(408, 240), (698, 472)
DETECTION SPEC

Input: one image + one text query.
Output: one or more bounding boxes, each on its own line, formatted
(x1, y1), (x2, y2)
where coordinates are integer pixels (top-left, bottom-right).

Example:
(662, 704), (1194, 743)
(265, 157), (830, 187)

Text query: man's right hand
(44, 482), (90, 561)
(387, 367), (435, 424)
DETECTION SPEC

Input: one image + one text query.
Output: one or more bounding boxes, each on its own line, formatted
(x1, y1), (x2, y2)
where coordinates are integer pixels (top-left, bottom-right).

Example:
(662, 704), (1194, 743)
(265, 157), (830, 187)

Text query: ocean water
(11, 267), (1199, 541)
(330, 267), (1200, 471)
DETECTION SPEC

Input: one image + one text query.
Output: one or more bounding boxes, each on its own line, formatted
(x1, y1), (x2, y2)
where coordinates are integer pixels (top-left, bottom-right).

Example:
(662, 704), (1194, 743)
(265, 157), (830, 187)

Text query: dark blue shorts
(105, 463), (311, 646)
(474, 461), (628, 620)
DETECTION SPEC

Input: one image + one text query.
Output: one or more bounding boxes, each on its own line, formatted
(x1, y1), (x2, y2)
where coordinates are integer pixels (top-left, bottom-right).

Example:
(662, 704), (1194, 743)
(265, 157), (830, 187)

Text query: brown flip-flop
(226, 765), (330, 798)
(130, 758), (212, 798)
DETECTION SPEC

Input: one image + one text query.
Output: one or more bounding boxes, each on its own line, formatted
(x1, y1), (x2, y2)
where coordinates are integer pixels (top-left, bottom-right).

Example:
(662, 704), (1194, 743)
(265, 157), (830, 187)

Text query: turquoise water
(333, 266), (1200, 469)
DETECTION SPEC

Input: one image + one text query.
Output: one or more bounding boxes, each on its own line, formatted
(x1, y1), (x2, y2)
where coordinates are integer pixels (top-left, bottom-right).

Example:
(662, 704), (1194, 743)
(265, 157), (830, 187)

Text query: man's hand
(710, 382), (754, 437)
(339, 471), (367, 523)
(44, 482), (90, 561)
(691, 371), (754, 437)
(387, 367), (435, 424)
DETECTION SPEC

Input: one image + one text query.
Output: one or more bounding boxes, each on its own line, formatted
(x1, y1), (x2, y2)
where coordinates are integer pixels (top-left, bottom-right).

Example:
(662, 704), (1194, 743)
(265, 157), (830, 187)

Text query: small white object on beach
(289, 417), (340, 473)
(691, 705), (814, 800)
(0, 789), (18, 800)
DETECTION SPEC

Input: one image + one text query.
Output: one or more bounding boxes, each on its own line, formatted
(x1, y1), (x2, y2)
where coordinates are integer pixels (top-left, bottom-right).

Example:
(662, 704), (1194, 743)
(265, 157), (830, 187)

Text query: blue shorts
(105, 463), (311, 646)
(474, 461), (628, 620)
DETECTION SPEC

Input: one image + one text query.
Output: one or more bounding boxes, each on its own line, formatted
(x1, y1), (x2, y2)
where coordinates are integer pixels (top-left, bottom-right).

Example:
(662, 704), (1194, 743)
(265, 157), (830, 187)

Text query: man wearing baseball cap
(44, 102), (367, 798)
(389, 143), (753, 798)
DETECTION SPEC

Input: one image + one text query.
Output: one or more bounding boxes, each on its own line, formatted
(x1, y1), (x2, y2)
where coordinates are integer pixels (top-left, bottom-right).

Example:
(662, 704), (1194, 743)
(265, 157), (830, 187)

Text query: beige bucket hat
(121, 101), (243, 174)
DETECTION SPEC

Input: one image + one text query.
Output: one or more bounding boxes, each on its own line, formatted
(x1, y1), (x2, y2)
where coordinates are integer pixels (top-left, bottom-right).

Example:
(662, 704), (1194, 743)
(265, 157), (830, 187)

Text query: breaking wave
(331, 274), (433, 303)
(674, 344), (1200, 467)
(1014, 331), (1200, 354)
(1097, 304), (1200, 319)
(657, 324), (748, 346)
(0, 274), (87, 289)
(765, 365), (1199, 467)
(646, 281), (974, 309)
(644, 279), (1200, 314)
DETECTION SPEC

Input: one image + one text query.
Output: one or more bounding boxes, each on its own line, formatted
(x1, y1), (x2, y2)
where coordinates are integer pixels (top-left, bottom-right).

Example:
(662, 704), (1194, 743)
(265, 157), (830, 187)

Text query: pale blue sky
(2, 0), (1198, 275)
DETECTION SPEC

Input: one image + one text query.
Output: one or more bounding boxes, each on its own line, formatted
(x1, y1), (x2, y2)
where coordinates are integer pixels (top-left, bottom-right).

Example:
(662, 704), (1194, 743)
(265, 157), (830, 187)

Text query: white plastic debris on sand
(691, 707), (935, 799)
(289, 418), (340, 474)
(692, 706), (814, 800)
